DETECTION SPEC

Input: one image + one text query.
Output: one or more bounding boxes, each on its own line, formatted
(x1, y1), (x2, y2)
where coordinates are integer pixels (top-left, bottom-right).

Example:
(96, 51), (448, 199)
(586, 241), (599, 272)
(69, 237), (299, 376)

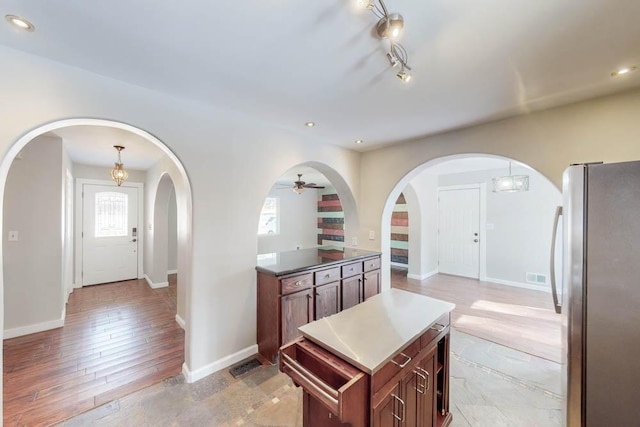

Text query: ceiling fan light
(293, 186), (304, 195)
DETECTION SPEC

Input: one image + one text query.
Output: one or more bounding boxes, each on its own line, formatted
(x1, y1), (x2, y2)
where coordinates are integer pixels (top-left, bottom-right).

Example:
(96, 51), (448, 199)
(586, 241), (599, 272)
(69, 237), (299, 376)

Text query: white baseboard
(4, 316), (65, 339)
(144, 274), (169, 289)
(168, 269), (178, 275)
(390, 262), (408, 268)
(484, 277), (551, 293)
(175, 314), (186, 330)
(182, 344), (259, 383)
(407, 269), (439, 281)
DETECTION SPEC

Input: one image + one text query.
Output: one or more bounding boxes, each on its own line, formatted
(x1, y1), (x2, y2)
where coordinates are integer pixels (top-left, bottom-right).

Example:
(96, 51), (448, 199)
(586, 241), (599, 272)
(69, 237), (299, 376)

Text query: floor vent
(526, 273), (547, 285)
(229, 358), (262, 378)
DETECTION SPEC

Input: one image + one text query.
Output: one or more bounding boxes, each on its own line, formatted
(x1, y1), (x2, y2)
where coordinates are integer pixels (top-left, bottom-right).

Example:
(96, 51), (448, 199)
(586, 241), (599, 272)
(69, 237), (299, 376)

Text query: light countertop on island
(298, 288), (455, 374)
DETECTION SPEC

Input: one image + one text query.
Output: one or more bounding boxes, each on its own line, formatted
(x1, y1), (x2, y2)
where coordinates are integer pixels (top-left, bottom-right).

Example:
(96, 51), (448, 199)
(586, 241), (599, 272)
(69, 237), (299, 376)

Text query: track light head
(386, 52), (399, 68)
(396, 69), (412, 83)
(376, 13), (404, 39)
(356, 0), (374, 10)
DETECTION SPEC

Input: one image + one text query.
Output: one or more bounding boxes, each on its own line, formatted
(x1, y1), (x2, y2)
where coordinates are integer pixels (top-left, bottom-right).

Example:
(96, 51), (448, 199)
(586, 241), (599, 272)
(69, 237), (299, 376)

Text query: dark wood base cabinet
(280, 315), (452, 427)
(257, 253), (381, 363)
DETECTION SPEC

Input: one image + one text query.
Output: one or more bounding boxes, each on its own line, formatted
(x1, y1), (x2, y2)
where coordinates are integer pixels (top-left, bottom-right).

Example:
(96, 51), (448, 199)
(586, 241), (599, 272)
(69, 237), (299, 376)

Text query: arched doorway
(380, 153), (564, 424)
(0, 118), (194, 425)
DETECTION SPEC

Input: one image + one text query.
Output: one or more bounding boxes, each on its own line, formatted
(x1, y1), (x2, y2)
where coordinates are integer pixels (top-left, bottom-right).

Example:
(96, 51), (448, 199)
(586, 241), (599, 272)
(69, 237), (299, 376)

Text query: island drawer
(371, 336), (421, 393)
(315, 267), (341, 286)
(280, 338), (368, 425)
(341, 261), (363, 278)
(421, 313), (450, 348)
(363, 257), (381, 272)
(281, 273), (313, 295)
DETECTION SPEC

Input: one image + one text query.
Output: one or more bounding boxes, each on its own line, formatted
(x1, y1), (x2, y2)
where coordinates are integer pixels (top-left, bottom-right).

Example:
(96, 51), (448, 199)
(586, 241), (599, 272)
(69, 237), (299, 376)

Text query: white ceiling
(2, 1), (640, 151)
(51, 126), (164, 170)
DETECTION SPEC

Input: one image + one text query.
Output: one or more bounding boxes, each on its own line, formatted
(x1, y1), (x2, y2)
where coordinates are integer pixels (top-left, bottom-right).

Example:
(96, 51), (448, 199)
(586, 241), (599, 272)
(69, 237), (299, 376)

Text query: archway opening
(0, 119), (193, 425)
(381, 154), (564, 417)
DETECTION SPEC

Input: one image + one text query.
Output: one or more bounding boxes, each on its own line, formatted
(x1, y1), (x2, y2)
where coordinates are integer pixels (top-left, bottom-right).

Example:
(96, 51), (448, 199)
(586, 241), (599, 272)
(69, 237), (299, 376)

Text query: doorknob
(474, 232), (478, 236)
(473, 239), (478, 243)
(131, 238), (137, 242)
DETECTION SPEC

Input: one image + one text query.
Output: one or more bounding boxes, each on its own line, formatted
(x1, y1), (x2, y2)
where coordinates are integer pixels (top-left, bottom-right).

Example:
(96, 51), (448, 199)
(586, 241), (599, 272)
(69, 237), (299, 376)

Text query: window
(95, 192), (128, 237)
(258, 197), (279, 235)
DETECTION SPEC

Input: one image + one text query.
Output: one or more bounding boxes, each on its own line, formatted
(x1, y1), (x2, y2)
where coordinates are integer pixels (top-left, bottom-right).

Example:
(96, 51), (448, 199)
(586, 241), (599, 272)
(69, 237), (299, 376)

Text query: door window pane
(95, 192), (128, 237)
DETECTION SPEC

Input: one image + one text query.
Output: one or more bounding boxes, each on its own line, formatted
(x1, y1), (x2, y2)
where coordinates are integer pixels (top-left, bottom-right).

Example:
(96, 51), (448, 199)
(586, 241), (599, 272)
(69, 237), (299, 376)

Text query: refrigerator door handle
(550, 205), (563, 314)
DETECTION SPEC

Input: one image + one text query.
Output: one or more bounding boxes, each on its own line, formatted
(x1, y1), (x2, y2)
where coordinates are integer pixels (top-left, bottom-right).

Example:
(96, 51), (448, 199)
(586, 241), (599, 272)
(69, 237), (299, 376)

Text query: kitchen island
(257, 246), (382, 362)
(280, 288), (455, 427)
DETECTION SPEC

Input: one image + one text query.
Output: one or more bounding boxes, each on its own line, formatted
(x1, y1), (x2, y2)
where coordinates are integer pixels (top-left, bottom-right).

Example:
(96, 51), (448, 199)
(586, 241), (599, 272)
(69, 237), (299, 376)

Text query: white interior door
(438, 188), (480, 278)
(82, 184), (138, 285)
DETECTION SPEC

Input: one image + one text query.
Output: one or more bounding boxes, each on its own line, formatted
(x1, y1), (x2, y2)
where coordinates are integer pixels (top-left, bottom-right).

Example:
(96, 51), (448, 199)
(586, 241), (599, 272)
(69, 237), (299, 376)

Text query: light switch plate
(351, 236), (358, 246)
(8, 231), (18, 241)
(369, 230), (375, 240)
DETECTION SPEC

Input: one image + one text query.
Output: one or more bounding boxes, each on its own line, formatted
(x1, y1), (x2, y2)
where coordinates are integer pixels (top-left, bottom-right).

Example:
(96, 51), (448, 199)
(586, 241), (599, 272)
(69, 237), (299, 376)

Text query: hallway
(3, 275), (184, 425)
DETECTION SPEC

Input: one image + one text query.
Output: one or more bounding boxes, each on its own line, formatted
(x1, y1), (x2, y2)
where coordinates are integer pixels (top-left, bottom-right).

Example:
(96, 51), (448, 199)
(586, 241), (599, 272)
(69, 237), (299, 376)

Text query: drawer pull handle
(391, 394), (405, 422)
(324, 274), (330, 279)
(390, 352), (412, 368)
(295, 281), (302, 287)
(281, 354), (339, 408)
(431, 323), (446, 332)
(419, 367), (431, 391)
(414, 369), (427, 394)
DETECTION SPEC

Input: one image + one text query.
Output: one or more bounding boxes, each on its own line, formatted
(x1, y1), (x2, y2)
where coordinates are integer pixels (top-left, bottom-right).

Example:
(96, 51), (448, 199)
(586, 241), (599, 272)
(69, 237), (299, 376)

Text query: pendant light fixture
(110, 145), (128, 186)
(492, 162), (529, 192)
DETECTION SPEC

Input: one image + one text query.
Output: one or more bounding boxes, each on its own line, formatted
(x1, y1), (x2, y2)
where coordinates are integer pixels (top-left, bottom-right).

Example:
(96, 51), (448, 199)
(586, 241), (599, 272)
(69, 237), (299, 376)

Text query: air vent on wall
(526, 273), (547, 285)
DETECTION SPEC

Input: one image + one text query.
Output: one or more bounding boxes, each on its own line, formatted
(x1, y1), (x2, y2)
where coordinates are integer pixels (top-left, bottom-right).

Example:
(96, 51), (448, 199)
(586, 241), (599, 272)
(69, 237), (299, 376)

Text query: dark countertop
(256, 246), (381, 276)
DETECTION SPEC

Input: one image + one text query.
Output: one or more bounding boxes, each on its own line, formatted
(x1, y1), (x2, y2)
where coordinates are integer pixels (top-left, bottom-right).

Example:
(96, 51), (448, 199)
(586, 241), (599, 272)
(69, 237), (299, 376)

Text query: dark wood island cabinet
(279, 289), (454, 427)
(256, 246), (382, 363)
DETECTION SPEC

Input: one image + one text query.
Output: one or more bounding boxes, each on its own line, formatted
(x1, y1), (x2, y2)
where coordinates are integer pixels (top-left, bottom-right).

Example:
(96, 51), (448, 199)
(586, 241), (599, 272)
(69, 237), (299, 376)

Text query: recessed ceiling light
(305, 122), (315, 127)
(5, 15), (35, 31)
(355, 139), (364, 144)
(611, 66), (637, 77)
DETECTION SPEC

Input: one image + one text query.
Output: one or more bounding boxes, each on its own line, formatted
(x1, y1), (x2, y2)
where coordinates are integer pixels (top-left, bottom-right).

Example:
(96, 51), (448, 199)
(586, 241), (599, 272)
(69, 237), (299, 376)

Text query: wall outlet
(148, 223), (153, 231)
(369, 230), (375, 240)
(351, 236), (358, 246)
(8, 231), (18, 241)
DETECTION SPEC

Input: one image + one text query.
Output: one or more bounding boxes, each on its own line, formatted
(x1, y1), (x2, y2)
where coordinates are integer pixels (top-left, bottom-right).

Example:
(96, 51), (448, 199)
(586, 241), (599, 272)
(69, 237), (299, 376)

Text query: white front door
(82, 184), (138, 285)
(438, 188), (480, 278)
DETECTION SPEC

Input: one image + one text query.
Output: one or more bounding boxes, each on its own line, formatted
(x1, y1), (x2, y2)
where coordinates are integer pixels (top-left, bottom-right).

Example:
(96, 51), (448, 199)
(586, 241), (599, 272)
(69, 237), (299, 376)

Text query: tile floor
(58, 329), (564, 426)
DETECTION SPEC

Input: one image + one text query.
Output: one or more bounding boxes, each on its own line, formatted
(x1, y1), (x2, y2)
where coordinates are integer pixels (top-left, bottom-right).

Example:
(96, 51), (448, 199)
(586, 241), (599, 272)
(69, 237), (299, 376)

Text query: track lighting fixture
(353, 0), (413, 82)
(396, 69), (412, 82)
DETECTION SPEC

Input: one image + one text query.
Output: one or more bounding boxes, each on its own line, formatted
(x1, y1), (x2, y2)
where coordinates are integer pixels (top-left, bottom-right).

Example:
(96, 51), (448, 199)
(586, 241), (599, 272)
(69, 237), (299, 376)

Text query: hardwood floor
(392, 269), (562, 363)
(3, 274), (184, 426)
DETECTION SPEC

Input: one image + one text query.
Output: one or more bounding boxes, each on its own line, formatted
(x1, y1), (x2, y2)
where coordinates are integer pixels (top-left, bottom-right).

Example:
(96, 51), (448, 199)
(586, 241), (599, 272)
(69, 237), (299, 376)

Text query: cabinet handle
(295, 281), (302, 287)
(324, 274), (330, 279)
(391, 394), (405, 422)
(414, 369), (427, 394)
(431, 323), (446, 332)
(419, 367), (430, 391)
(390, 352), (412, 368)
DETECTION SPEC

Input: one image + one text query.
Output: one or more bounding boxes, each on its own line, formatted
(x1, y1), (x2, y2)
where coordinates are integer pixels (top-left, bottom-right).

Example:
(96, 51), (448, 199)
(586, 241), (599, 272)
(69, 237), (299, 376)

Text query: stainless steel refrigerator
(550, 161), (640, 426)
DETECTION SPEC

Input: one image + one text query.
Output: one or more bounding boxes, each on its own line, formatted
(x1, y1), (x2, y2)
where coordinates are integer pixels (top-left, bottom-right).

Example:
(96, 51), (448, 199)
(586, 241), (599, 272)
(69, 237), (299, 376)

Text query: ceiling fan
(278, 174), (326, 194)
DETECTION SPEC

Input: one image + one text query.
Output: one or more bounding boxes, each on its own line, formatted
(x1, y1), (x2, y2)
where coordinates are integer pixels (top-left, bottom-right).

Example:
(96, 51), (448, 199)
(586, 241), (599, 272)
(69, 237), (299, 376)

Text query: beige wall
(359, 88), (640, 289)
(3, 135), (64, 335)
